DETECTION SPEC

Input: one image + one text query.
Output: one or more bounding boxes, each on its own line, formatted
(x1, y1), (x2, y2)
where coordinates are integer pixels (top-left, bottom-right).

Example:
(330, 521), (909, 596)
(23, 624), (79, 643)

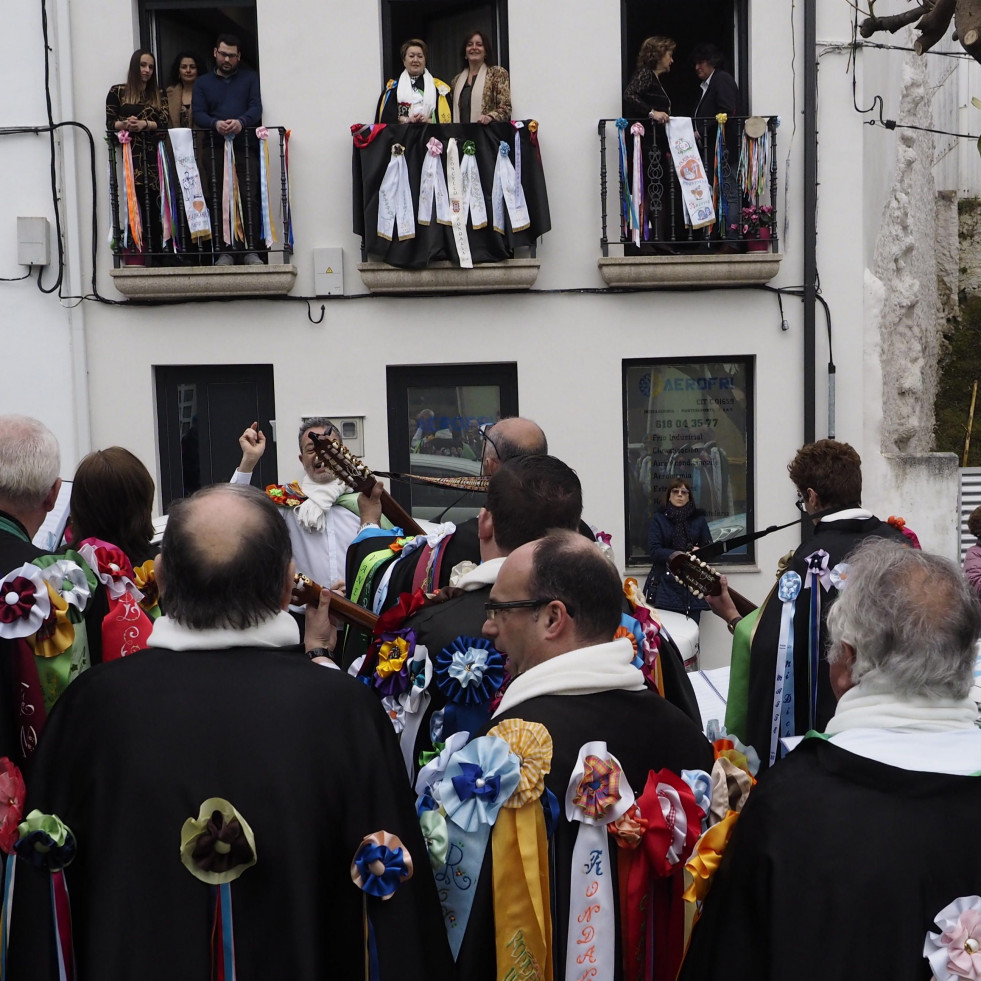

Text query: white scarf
(149, 610), (300, 650)
(493, 638), (646, 717)
(377, 145), (415, 242)
(452, 555), (504, 590)
(396, 69), (436, 121)
(824, 685), (979, 734)
(295, 476), (351, 534)
(452, 64), (486, 123)
(418, 137), (452, 225)
(491, 127), (530, 234)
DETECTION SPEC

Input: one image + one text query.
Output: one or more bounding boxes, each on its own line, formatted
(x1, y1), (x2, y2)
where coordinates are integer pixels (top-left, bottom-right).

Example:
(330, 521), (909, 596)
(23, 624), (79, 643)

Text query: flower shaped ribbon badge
(415, 730), (470, 800)
(0, 759), (26, 855)
(374, 630), (415, 697)
(486, 719), (552, 809)
(437, 735), (520, 833)
(0, 565), (51, 639)
(35, 553), (95, 615)
(608, 803), (649, 850)
(180, 798), (256, 885)
(14, 810), (76, 871)
(351, 831), (413, 900)
(436, 637), (504, 705)
(419, 809), (448, 869)
(78, 540), (143, 602)
(573, 756), (623, 821)
(924, 896), (981, 981)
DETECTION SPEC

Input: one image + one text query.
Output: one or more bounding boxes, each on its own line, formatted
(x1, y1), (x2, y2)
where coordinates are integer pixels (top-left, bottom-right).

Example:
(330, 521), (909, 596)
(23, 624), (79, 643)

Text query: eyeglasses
(483, 597), (576, 620)
(795, 492), (807, 515)
(479, 424), (499, 461)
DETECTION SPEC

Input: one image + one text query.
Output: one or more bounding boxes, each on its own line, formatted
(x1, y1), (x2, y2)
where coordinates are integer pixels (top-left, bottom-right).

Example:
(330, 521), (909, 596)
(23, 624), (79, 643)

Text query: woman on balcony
(450, 29), (511, 124)
(165, 50), (205, 129)
(646, 476), (713, 622)
(106, 49), (169, 260)
(376, 39), (451, 124)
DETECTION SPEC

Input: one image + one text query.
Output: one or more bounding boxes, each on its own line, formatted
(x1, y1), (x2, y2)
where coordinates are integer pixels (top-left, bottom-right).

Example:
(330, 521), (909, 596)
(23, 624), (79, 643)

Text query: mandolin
(667, 552), (758, 618)
(306, 432), (425, 536)
(291, 573), (379, 632)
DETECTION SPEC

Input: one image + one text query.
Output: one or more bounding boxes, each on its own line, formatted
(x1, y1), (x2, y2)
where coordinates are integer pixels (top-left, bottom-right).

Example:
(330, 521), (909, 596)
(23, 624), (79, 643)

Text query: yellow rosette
(487, 719), (553, 981)
(682, 809), (740, 948)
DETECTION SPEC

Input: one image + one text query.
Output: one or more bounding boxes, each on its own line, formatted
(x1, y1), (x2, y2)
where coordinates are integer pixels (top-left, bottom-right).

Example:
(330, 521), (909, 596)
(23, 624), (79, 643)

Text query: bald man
(9, 484), (452, 981)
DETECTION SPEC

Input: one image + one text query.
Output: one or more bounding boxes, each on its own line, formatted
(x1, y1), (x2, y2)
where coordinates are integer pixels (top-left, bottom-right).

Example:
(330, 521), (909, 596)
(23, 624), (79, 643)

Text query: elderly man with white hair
(680, 537), (981, 981)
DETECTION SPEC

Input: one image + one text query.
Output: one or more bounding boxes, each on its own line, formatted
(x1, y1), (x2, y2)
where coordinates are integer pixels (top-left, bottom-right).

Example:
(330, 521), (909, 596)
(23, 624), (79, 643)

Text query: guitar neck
(292, 575), (379, 632)
(375, 483), (426, 537)
(726, 586), (757, 618)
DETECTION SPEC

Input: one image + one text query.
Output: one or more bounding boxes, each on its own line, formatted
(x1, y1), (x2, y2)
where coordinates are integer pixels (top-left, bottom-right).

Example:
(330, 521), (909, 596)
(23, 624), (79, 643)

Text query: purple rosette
(435, 636), (504, 705)
(372, 629), (415, 697)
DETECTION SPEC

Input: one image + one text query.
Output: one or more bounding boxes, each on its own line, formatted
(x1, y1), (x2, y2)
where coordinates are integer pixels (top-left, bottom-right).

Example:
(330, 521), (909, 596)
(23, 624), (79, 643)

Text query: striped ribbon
(221, 136), (245, 247)
(629, 123), (645, 246)
(713, 116), (728, 233)
(738, 126), (771, 203)
(769, 571), (801, 766)
(615, 119), (636, 238)
(256, 127), (277, 248)
(117, 132), (143, 251)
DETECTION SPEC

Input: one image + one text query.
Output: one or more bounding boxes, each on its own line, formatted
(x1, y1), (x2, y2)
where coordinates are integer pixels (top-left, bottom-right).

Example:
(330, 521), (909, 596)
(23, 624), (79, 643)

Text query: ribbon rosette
(608, 803), (649, 850)
(351, 831), (413, 900)
(35, 553), (94, 615)
(436, 636), (504, 705)
(180, 798), (256, 885)
(437, 735), (520, 833)
(419, 809), (448, 869)
(570, 753), (626, 822)
(373, 629), (415, 696)
(133, 559), (159, 612)
(31, 583), (74, 659)
(380, 695), (405, 734)
(415, 730), (470, 800)
(0, 759), (25, 855)
(0, 565), (50, 638)
(487, 719), (552, 808)
(925, 896), (981, 981)
(77, 540), (143, 602)
(14, 810), (76, 871)
(117, 130), (131, 145)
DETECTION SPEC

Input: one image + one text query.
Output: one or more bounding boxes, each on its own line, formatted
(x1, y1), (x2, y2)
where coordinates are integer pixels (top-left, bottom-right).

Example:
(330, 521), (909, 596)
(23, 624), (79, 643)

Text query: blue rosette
(435, 636), (504, 705)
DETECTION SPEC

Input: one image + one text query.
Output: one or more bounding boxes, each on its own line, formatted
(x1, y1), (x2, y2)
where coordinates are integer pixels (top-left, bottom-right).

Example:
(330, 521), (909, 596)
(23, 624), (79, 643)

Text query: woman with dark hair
(68, 447), (159, 656)
(964, 505), (981, 601)
(165, 50), (206, 129)
(376, 38), (452, 124)
(106, 49), (169, 258)
(451, 29), (511, 123)
(646, 477), (713, 620)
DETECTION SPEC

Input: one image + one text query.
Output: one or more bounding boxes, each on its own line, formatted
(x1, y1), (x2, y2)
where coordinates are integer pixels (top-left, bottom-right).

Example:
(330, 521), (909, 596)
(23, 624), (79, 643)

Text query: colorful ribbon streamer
(116, 131), (143, 251)
(629, 122), (645, 246)
(255, 127), (277, 248)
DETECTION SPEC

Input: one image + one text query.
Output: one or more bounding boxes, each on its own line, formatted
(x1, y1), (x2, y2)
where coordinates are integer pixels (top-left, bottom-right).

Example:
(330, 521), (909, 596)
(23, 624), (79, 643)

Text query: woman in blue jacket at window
(646, 477), (713, 621)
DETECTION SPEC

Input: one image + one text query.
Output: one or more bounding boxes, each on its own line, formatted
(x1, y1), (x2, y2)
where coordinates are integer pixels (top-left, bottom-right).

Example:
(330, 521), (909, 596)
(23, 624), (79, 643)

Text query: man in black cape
(8, 484), (453, 981)
(680, 538), (981, 981)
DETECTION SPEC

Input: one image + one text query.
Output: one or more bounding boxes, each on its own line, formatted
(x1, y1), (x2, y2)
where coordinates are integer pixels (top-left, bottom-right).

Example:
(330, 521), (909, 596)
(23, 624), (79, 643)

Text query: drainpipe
(803, 0), (817, 447)
(52, 0), (92, 462)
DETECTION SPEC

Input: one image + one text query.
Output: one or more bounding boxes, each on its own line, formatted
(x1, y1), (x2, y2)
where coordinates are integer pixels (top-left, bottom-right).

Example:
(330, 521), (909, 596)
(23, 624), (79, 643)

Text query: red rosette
(0, 757), (25, 854)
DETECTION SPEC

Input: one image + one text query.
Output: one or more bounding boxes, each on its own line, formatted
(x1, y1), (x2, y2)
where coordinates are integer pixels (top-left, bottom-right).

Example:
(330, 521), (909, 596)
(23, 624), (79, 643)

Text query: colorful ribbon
(769, 570), (801, 766)
(629, 123), (645, 246)
(256, 126), (277, 248)
(615, 119), (634, 239)
(116, 131), (143, 251)
(804, 549), (831, 729)
(221, 135), (245, 247)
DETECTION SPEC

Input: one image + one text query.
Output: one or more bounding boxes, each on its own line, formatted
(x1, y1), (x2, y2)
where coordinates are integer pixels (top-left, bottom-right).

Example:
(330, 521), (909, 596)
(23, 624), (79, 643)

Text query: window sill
(357, 259), (541, 294)
(598, 253), (782, 289)
(109, 264), (298, 300)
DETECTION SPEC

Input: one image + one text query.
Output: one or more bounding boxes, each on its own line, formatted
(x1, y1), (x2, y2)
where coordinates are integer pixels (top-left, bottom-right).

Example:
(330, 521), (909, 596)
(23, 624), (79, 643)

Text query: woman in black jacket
(646, 477), (713, 621)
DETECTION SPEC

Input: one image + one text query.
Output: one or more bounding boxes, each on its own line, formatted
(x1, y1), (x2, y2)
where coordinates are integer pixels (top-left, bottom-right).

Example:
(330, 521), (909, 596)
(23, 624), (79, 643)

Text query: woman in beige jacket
(451, 30), (511, 123)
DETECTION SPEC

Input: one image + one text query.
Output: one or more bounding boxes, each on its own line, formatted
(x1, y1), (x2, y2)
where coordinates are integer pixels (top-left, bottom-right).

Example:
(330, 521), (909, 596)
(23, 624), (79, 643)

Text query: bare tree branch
(914, 0), (957, 52)
(860, 4), (929, 37)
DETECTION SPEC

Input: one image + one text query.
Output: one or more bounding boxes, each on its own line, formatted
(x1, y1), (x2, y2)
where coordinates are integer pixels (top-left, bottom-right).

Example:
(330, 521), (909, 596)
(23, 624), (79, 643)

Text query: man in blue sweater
(193, 34), (264, 265)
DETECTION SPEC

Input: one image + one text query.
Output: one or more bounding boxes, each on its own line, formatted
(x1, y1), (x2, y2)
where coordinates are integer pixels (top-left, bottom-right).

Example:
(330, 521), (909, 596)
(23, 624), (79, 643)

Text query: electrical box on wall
(313, 247), (344, 296)
(17, 217), (50, 267)
(301, 415), (365, 458)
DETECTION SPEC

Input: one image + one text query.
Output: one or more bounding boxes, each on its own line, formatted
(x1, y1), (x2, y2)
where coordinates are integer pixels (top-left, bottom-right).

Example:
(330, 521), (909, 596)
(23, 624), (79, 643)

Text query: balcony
(352, 120), (548, 293)
(106, 126), (297, 300)
(596, 115), (782, 289)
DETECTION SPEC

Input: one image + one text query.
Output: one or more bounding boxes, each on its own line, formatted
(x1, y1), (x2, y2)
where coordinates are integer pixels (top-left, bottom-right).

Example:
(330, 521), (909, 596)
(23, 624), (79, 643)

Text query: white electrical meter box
(313, 247), (344, 296)
(17, 217), (50, 267)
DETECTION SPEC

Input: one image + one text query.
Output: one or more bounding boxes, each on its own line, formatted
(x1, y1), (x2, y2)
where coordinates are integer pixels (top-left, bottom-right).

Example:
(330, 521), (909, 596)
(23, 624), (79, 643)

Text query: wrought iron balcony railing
(106, 125), (294, 267)
(597, 115), (780, 257)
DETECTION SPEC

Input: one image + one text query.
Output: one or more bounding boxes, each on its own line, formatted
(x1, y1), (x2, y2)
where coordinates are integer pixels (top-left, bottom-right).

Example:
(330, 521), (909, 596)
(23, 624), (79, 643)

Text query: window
(623, 357), (754, 566)
(380, 0), (508, 86)
(386, 363), (519, 523)
(621, 0), (748, 117)
(155, 364), (276, 510)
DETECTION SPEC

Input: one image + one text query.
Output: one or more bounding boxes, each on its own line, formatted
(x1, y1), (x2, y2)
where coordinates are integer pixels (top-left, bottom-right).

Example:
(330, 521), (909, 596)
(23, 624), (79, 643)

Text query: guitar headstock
(291, 572), (322, 607)
(307, 431), (375, 494)
(667, 552), (722, 600)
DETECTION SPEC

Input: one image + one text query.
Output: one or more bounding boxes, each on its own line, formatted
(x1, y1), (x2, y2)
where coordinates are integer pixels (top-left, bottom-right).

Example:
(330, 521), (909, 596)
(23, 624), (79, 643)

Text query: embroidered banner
(167, 129), (211, 242)
(664, 118), (715, 230)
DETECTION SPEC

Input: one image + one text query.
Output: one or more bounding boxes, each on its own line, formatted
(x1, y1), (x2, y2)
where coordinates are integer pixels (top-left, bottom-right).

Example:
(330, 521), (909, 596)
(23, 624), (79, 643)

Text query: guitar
(291, 573), (379, 632)
(306, 432), (426, 536)
(667, 552), (758, 617)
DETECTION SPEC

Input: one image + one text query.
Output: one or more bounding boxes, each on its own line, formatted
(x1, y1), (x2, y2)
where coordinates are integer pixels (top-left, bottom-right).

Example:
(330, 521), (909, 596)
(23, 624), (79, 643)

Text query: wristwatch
(306, 647), (334, 661)
(726, 616), (743, 635)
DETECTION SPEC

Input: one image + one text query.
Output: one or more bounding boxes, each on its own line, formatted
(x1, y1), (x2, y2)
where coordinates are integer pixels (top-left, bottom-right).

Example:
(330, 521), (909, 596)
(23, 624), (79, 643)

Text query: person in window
(376, 39), (451, 124)
(165, 50), (206, 129)
(623, 36), (677, 251)
(450, 29), (511, 124)
(963, 504), (981, 601)
(645, 476), (712, 621)
(106, 49), (169, 261)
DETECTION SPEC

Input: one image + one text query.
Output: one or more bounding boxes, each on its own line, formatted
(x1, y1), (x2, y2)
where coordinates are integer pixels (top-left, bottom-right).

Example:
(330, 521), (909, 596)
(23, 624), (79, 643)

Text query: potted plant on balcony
(732, 204), (775, 252)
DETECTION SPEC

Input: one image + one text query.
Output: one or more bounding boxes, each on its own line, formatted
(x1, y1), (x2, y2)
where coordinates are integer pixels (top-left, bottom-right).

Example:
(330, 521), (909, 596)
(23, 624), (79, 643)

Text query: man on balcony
(193, 33), (264, 266)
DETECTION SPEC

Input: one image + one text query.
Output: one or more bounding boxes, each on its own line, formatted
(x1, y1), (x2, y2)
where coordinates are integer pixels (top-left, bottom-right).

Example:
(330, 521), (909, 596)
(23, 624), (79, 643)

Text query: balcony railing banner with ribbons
(107, 126), (295, 266)
(597, 115), (779, 256)
(352, 120), (550, 270)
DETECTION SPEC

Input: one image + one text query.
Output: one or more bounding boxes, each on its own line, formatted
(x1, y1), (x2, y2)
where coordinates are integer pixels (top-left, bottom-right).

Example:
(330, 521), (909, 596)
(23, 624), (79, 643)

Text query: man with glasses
(193, 33), (264, 265)
(452, 529), (712, 980)
(706, 438), (908, 769)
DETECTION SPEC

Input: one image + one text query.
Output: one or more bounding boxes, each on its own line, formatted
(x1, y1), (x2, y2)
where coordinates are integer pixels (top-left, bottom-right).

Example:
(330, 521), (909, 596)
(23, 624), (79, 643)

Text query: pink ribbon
(116, 131), (131, 145)
(426, 137), (443, 156)
(255, 126), (269, 141)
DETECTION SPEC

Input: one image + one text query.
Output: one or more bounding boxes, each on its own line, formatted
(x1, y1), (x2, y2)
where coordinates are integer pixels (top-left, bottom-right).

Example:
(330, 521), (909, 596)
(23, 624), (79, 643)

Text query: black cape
(8, 645), (454, 981)
(679, 736), (981, 981)
(455, 689), (714, 981)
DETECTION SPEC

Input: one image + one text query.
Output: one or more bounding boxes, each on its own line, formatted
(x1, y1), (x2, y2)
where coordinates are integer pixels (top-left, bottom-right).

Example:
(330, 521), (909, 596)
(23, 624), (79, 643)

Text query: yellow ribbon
(682, 810), (739, 906)
(492, 805), (552, 981)
(121, 137), (144, 250)
(31, 583), (74, 660)
(376, 636), (410, 678)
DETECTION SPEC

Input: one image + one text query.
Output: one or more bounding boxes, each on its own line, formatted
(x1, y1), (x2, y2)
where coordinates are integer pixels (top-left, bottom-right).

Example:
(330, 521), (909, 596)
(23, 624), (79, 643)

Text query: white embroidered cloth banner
(665, 117), (715, 230)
